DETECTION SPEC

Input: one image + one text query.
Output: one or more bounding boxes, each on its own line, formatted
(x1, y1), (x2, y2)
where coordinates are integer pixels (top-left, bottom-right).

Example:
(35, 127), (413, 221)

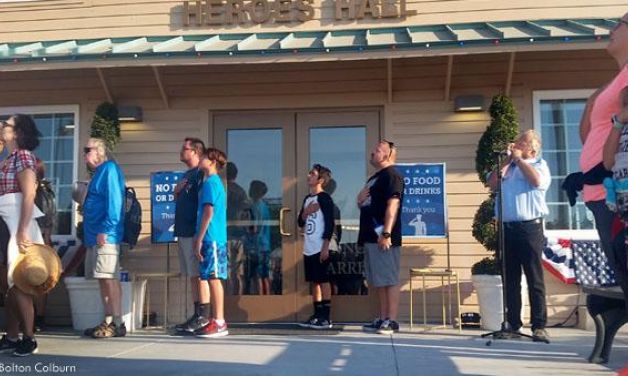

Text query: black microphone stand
(481, 152), (534, 345)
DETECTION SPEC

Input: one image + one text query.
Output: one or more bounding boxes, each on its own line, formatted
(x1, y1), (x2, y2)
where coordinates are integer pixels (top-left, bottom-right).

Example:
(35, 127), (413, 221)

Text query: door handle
(279, 207), (291, 236)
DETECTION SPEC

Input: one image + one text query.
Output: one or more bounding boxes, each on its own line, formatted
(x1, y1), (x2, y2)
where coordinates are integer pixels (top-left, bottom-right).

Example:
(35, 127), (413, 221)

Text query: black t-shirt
(174, 167), (202, 237)
(358, 166), (404, 247)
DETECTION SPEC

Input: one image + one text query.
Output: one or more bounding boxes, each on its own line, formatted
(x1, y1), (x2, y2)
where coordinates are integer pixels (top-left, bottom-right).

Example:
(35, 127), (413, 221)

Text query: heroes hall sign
(183, 0), (417, 25)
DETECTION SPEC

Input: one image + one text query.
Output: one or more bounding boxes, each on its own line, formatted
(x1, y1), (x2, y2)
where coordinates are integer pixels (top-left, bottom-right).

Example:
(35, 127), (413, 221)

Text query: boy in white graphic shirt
(297, 164), (337, 329)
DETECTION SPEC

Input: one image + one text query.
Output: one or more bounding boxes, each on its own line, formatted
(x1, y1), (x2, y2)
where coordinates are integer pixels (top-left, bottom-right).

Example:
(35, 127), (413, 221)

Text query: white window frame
(533, 89), (599, 240)
(0, 105), (79, 241)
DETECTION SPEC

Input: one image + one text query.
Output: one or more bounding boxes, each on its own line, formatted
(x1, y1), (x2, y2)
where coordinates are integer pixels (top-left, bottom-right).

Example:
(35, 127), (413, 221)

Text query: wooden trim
(152, 66), (169, 109)
(387, 58), (392, 104)
(444, 55), (453, 101)
(95, 67), (113, 103)
(505, 52), (516, 96)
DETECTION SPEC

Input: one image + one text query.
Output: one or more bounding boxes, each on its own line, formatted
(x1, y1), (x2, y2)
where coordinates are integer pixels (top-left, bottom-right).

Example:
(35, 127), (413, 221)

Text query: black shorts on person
(304, 253), (331, 283)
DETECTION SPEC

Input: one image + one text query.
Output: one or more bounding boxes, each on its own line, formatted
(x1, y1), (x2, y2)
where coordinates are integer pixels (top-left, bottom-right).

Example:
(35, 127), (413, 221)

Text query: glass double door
(213, 110), (379, 322)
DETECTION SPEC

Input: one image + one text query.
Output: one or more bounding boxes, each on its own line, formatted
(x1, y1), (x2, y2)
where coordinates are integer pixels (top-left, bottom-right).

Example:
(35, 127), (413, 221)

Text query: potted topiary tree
(471, 95), (519, 330)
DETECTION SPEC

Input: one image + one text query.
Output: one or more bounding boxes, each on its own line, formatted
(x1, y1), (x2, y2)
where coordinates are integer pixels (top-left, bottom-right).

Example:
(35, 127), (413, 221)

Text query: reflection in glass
(539, 98), (587, 231)
(545, 204), (569, 229)
(310, 127), (368, 296)
(226, 129), (283, 295)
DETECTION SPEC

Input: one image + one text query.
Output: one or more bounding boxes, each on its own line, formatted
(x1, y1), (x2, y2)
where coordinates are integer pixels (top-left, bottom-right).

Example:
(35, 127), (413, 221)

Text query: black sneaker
(186, 316), (210, 333)
(0, 335), (19, 354)
(13, 337), (38, 357)
(34, 316), (46, 332)
(114, 322), (127, 337)
(376, 319), (395, 335)
(175, 313), (200, 332)
(389, 320), (400, 333)
(298, 315), (318, 329)
(362, 318), (383, 332)
(310, 319), (333, 329)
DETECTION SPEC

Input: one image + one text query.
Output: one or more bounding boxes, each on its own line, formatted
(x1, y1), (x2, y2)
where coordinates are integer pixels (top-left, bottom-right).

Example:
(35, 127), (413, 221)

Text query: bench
(583, 286), (627, 364)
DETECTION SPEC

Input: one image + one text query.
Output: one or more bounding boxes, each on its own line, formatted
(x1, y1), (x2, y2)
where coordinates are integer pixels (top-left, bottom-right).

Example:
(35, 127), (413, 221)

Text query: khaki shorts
(177, 237), (199, 277)
(85, 244), (120, 280)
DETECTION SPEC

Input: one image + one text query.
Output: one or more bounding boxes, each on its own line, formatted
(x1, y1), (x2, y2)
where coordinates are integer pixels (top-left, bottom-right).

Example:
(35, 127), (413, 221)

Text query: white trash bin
(64, 277), (146, 332)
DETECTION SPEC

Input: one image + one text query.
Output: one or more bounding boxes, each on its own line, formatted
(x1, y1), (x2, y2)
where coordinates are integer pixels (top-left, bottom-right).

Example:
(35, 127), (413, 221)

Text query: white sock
(215, 319), (225, 326)
(105, 315), (113, 324)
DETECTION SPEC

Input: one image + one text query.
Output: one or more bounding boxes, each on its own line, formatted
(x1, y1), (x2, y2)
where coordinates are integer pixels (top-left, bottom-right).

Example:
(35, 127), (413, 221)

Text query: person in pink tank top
(580, 12), (628, 273)
(601, 13), (628, 302)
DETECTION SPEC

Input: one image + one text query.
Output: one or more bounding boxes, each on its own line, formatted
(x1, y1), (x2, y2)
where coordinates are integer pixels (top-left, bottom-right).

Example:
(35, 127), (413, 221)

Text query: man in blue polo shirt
(488, 129), (551, 343)
(82, 138), (126, 339)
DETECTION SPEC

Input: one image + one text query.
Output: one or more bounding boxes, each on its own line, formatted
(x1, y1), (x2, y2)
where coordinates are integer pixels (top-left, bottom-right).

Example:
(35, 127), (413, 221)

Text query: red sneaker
(195, 319), (229, 338)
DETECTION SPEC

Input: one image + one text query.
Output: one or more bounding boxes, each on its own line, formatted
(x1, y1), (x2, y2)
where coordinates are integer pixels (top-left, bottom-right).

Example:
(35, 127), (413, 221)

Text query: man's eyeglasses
(83, 147), (94, 154)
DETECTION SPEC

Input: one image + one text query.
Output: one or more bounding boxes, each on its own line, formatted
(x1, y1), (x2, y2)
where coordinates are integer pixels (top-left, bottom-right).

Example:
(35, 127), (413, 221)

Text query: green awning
(0, 18), (616, 66)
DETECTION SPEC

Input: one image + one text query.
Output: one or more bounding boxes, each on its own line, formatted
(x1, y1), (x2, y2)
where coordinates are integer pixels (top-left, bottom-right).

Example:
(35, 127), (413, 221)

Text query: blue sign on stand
(151, 171), (185, 244)
(397, 163), (447, 238)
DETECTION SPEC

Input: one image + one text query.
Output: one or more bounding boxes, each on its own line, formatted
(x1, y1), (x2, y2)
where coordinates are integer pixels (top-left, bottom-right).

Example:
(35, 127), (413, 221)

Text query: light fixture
(454, 95), (485, 112)
(117, 105), (143, 122)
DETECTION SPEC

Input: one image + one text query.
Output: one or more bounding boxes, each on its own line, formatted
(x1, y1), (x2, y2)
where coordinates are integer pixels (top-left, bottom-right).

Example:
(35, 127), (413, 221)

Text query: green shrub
(471, 95), (519, 275)
(90, 102), (120, 151)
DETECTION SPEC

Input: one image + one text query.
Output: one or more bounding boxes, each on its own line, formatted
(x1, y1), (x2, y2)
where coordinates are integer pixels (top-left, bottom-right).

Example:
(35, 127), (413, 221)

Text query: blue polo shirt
(496, 157), (551, 222)
(196, 174), (227, 246)
(83, 160), (126, 247)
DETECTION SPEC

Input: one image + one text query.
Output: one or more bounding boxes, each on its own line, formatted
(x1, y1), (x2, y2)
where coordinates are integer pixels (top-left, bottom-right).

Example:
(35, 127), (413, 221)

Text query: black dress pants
(504, 219), (547, 331)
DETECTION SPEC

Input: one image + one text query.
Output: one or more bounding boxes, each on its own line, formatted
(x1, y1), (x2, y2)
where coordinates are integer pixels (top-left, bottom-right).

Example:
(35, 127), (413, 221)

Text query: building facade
(0, 0), (625, 325)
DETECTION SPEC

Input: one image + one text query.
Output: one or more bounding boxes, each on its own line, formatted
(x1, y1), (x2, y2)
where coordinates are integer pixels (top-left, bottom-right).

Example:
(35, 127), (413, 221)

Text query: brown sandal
(91, 322), (115, 338)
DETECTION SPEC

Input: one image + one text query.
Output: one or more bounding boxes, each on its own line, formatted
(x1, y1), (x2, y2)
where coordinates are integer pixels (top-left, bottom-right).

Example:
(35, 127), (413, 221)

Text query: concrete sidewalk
(1, 326), (626, 376)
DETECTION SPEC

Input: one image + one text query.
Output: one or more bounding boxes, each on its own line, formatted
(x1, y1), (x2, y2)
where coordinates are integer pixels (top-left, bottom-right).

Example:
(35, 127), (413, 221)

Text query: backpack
(35, 180), (57, 230)
(123, 187), (142, 249)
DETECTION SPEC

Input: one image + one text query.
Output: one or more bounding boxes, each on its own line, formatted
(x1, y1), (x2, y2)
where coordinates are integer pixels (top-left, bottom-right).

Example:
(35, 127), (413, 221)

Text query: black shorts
(304, 253), (330, 283)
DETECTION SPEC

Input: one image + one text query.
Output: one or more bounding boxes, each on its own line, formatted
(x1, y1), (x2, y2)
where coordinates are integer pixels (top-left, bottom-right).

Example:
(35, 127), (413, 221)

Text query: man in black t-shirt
(358, 140), (404, 335)
(173, 137), (206, 333)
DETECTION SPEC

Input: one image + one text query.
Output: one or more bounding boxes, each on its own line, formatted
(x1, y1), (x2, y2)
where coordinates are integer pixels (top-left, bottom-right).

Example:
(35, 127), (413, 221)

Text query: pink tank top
(581, 66), (628, 202)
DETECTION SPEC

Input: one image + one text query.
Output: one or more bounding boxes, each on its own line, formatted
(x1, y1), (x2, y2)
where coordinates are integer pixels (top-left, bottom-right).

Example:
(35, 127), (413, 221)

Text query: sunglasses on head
(311, 164), (331, 175)
(381, 139), (396, 157)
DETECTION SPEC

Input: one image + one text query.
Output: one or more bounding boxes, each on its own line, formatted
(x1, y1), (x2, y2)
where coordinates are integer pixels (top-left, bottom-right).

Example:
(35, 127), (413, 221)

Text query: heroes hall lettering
(182, 0), (416, 26)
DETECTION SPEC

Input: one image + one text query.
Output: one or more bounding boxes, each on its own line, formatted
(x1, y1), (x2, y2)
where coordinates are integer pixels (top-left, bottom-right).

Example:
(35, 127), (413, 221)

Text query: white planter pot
(472, 274), (528, 331)
(472, 274), (503, 331)
(64, 277), (147, 332)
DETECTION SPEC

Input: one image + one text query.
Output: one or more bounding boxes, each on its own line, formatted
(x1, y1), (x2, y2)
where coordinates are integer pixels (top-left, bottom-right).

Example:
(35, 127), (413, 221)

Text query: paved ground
(0, 326), (626, 376)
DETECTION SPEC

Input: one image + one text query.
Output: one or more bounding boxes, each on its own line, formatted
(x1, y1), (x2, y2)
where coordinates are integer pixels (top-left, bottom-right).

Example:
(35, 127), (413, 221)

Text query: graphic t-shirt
(298, 192), (338, 256)
(358, 166), (404, 247)
(196, 174), (227, 246)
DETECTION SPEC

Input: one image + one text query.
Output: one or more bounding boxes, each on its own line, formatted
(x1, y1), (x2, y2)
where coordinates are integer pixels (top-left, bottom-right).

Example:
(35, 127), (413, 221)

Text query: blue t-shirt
(251, 200), (271, 252)
(196, 174), (227, 246)
(83, 160), (126, 247)
(174, 167), (202, 237)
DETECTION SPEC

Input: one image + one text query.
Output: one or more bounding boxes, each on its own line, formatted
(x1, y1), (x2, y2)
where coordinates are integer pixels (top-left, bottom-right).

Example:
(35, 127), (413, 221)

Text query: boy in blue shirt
(193, 147), (229, 338)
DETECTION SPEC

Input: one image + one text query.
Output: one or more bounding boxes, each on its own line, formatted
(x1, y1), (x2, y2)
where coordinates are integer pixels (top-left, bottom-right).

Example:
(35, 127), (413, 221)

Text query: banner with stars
(151, 171), (185, 244)
(397, 163), (447, 238)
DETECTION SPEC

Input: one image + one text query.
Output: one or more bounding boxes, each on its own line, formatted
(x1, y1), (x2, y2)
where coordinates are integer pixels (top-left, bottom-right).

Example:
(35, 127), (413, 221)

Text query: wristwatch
(382, 232), (391, 239)
(612, 114), (626, 130)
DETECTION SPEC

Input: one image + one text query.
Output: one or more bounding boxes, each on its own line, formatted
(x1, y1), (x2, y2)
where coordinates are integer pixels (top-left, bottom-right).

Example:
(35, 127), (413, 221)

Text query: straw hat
(13, 244), (62, 296)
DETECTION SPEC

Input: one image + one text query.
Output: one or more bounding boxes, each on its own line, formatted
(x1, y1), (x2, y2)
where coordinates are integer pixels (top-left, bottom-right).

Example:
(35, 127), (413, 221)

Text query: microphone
(493, 149), (511, 157)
